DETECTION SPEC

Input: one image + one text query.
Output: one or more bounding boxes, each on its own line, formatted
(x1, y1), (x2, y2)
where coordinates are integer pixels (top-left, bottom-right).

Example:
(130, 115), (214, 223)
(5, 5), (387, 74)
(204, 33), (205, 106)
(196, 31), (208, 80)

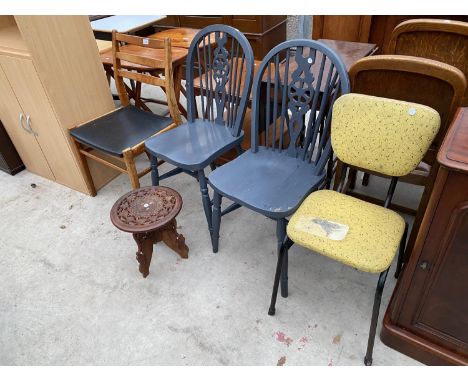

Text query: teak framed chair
(70, 31), (182, 195)
(144, 25), (255, 235)
(268, 93), (441, 366)
(208, 39), (350, 297)
(336, 55), (466, 194)
(355, 18), (468, 193)
(388, 18), (468, 106)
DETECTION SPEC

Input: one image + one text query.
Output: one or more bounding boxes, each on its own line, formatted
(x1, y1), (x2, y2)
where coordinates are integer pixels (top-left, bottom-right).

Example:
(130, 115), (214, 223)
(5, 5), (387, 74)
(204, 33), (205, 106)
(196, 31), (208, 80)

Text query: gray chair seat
(145, 120), (244, 171)
(70, 105), (173, 157)
(208, 147), (325, 219)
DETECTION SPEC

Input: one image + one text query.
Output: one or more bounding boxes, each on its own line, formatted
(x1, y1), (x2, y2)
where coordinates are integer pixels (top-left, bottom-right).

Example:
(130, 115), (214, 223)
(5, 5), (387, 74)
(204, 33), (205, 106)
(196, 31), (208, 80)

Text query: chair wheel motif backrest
(251, 39), (350, 172)
(185, 24), (255, 136)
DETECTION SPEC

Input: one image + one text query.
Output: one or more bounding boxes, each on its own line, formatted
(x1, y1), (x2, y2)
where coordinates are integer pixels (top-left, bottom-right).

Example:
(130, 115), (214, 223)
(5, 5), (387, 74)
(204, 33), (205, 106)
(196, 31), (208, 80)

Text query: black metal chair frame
(268, 163), (409, 366)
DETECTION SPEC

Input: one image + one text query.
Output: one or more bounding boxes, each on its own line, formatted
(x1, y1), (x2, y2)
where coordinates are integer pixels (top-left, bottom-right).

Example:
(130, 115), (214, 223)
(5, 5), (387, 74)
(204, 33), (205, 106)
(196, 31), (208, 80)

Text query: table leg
(156, 219), (189, 259)
(132, 232), (155, 278)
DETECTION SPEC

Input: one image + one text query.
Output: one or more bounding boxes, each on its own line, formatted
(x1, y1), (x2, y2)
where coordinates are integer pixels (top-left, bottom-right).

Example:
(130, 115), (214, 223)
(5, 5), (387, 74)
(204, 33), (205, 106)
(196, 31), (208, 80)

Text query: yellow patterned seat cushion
(332, 93), (440, 177)
(287, 190), (406, 273)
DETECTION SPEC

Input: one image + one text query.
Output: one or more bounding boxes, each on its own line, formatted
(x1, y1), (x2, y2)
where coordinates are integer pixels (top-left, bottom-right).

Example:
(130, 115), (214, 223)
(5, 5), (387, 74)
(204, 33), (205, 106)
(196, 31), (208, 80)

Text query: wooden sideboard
(154, 16), (287, 60)
(313, 15), (468, 53)
(0, 16), (118, 195)
(381, 108), (468, 365)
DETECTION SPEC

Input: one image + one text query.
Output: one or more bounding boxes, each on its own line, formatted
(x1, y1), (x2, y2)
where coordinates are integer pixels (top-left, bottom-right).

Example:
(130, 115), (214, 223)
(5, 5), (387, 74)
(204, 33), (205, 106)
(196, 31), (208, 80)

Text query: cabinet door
(0, 62), (53, 179)
(400, 171), (468, 357)
(0, 55), (84, 191)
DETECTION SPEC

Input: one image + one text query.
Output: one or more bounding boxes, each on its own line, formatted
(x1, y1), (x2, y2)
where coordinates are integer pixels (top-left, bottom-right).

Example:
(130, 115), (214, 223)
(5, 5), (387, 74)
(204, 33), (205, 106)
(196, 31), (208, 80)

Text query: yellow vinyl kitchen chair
(268, 93), (440, 366)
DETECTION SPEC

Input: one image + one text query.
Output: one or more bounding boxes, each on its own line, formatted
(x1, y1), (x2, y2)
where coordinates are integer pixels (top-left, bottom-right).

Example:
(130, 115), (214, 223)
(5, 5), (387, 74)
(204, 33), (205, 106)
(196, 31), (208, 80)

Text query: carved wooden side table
(110, 186), (189, 278)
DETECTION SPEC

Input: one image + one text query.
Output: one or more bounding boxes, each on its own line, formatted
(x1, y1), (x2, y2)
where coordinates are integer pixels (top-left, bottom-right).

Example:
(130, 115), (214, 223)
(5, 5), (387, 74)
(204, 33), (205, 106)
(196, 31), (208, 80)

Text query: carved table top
(110, 186), (183, 233)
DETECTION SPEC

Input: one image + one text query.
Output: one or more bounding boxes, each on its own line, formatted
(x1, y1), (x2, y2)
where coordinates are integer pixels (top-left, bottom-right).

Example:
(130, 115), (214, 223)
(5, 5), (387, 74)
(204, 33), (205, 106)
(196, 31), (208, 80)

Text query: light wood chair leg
(123, 149), (140, 189)
(72, 138), (96, 196)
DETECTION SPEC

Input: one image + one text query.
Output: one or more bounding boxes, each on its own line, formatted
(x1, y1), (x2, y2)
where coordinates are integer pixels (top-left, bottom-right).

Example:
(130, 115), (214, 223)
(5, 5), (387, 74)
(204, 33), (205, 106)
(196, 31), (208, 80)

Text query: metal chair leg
(268, 236), (293, 315)
(364, 268), (389, 366)
(150, 155), (160, 186)
(198, 169), (213, 235)
(395, 222), (408, 279)
(348, 168), (357, 190)
(211, 191), (222, 253)
(276, 218), (289, 298)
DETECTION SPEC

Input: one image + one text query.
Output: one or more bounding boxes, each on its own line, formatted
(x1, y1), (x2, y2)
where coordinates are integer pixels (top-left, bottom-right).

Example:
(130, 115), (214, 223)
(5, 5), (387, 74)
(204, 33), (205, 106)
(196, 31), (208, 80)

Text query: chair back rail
(112, 30), (182, 125)
(251, 39), (350, 173)
(185, 24), (255, 136)
(388, 18), (468, 105)
(349, 55), (466, 164)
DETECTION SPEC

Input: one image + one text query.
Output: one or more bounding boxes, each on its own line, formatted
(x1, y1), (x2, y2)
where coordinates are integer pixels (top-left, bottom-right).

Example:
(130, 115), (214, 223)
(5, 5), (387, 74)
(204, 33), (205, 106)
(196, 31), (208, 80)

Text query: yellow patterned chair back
(331, 93), (441, 177)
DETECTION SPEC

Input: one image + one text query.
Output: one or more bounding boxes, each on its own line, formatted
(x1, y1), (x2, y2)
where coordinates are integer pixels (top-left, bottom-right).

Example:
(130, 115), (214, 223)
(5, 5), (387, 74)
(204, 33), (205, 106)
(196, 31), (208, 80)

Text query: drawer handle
(19, 113), (28, 133)
(26, 115), (38, 136)
(419, 260), (430, 270)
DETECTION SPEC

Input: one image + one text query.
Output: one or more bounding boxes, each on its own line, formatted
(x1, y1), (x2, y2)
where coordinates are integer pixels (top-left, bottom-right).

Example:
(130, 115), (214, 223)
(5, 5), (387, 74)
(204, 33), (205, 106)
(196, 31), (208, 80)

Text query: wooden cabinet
(312, 16), (372, 43)
(381, 108), (468, 365)
(0, 16), (117, 194)
(313, 15), (468, 53)
(154, 16), (287, 60)
(0, 62), (53, 178)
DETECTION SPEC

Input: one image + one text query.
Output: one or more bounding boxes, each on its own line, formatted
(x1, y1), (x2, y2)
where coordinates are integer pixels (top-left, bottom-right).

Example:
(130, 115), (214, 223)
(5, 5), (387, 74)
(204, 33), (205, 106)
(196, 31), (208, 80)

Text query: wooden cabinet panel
(381, 108), (468, 365)
(0, 62), (53, 179)
(15, 16), (115, 130)
(398, 172), (468, 353)
(153, 16), (286, 60)
(417, 201), (468, 344)
(231, 16), (262, 34)
(312, 16), (372, 43)
(0, 55), (84, 191)
(178, 16), (226, 29)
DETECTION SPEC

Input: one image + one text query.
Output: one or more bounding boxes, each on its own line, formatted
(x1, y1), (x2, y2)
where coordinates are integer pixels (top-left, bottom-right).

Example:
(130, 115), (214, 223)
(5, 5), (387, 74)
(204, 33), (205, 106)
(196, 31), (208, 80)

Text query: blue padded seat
(209, 147), (325, 219)
(70, 105), (173, 157)
(145, 120), (244, 171)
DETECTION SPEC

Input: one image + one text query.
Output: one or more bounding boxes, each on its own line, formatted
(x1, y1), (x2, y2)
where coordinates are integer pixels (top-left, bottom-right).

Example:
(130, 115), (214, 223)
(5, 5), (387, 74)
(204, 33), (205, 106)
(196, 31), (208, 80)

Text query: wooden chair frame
(71, 31), (182, 195)
(388, 18), (468, 106)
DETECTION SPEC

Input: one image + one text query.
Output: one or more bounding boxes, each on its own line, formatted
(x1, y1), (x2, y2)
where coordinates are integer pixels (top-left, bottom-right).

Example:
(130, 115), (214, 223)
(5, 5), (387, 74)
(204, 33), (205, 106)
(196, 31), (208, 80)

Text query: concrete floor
(0, 76), (424, 365)
(0, 157), (423, 365)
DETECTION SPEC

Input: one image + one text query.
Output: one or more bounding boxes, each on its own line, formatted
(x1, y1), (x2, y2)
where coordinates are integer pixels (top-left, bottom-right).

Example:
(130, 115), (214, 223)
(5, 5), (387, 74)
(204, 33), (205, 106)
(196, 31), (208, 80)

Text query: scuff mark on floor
(275, 331), (293, 347)
(297, 336), (309, 351)
(332, 333), (342, 344)
(277, 356), (286, 366)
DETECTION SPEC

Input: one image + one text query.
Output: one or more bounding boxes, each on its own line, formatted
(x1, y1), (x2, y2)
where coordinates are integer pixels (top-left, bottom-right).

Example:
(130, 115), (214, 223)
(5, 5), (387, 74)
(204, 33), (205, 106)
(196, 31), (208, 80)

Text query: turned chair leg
(211, 191), (222, 253)
(276, 218), (289, 298)
(198, 169), (213, 236)
(395, 222), (409, 279)
(268, 236), (293, 315)
(150, 154), (160, 186)
(364, 268), (389, 366)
